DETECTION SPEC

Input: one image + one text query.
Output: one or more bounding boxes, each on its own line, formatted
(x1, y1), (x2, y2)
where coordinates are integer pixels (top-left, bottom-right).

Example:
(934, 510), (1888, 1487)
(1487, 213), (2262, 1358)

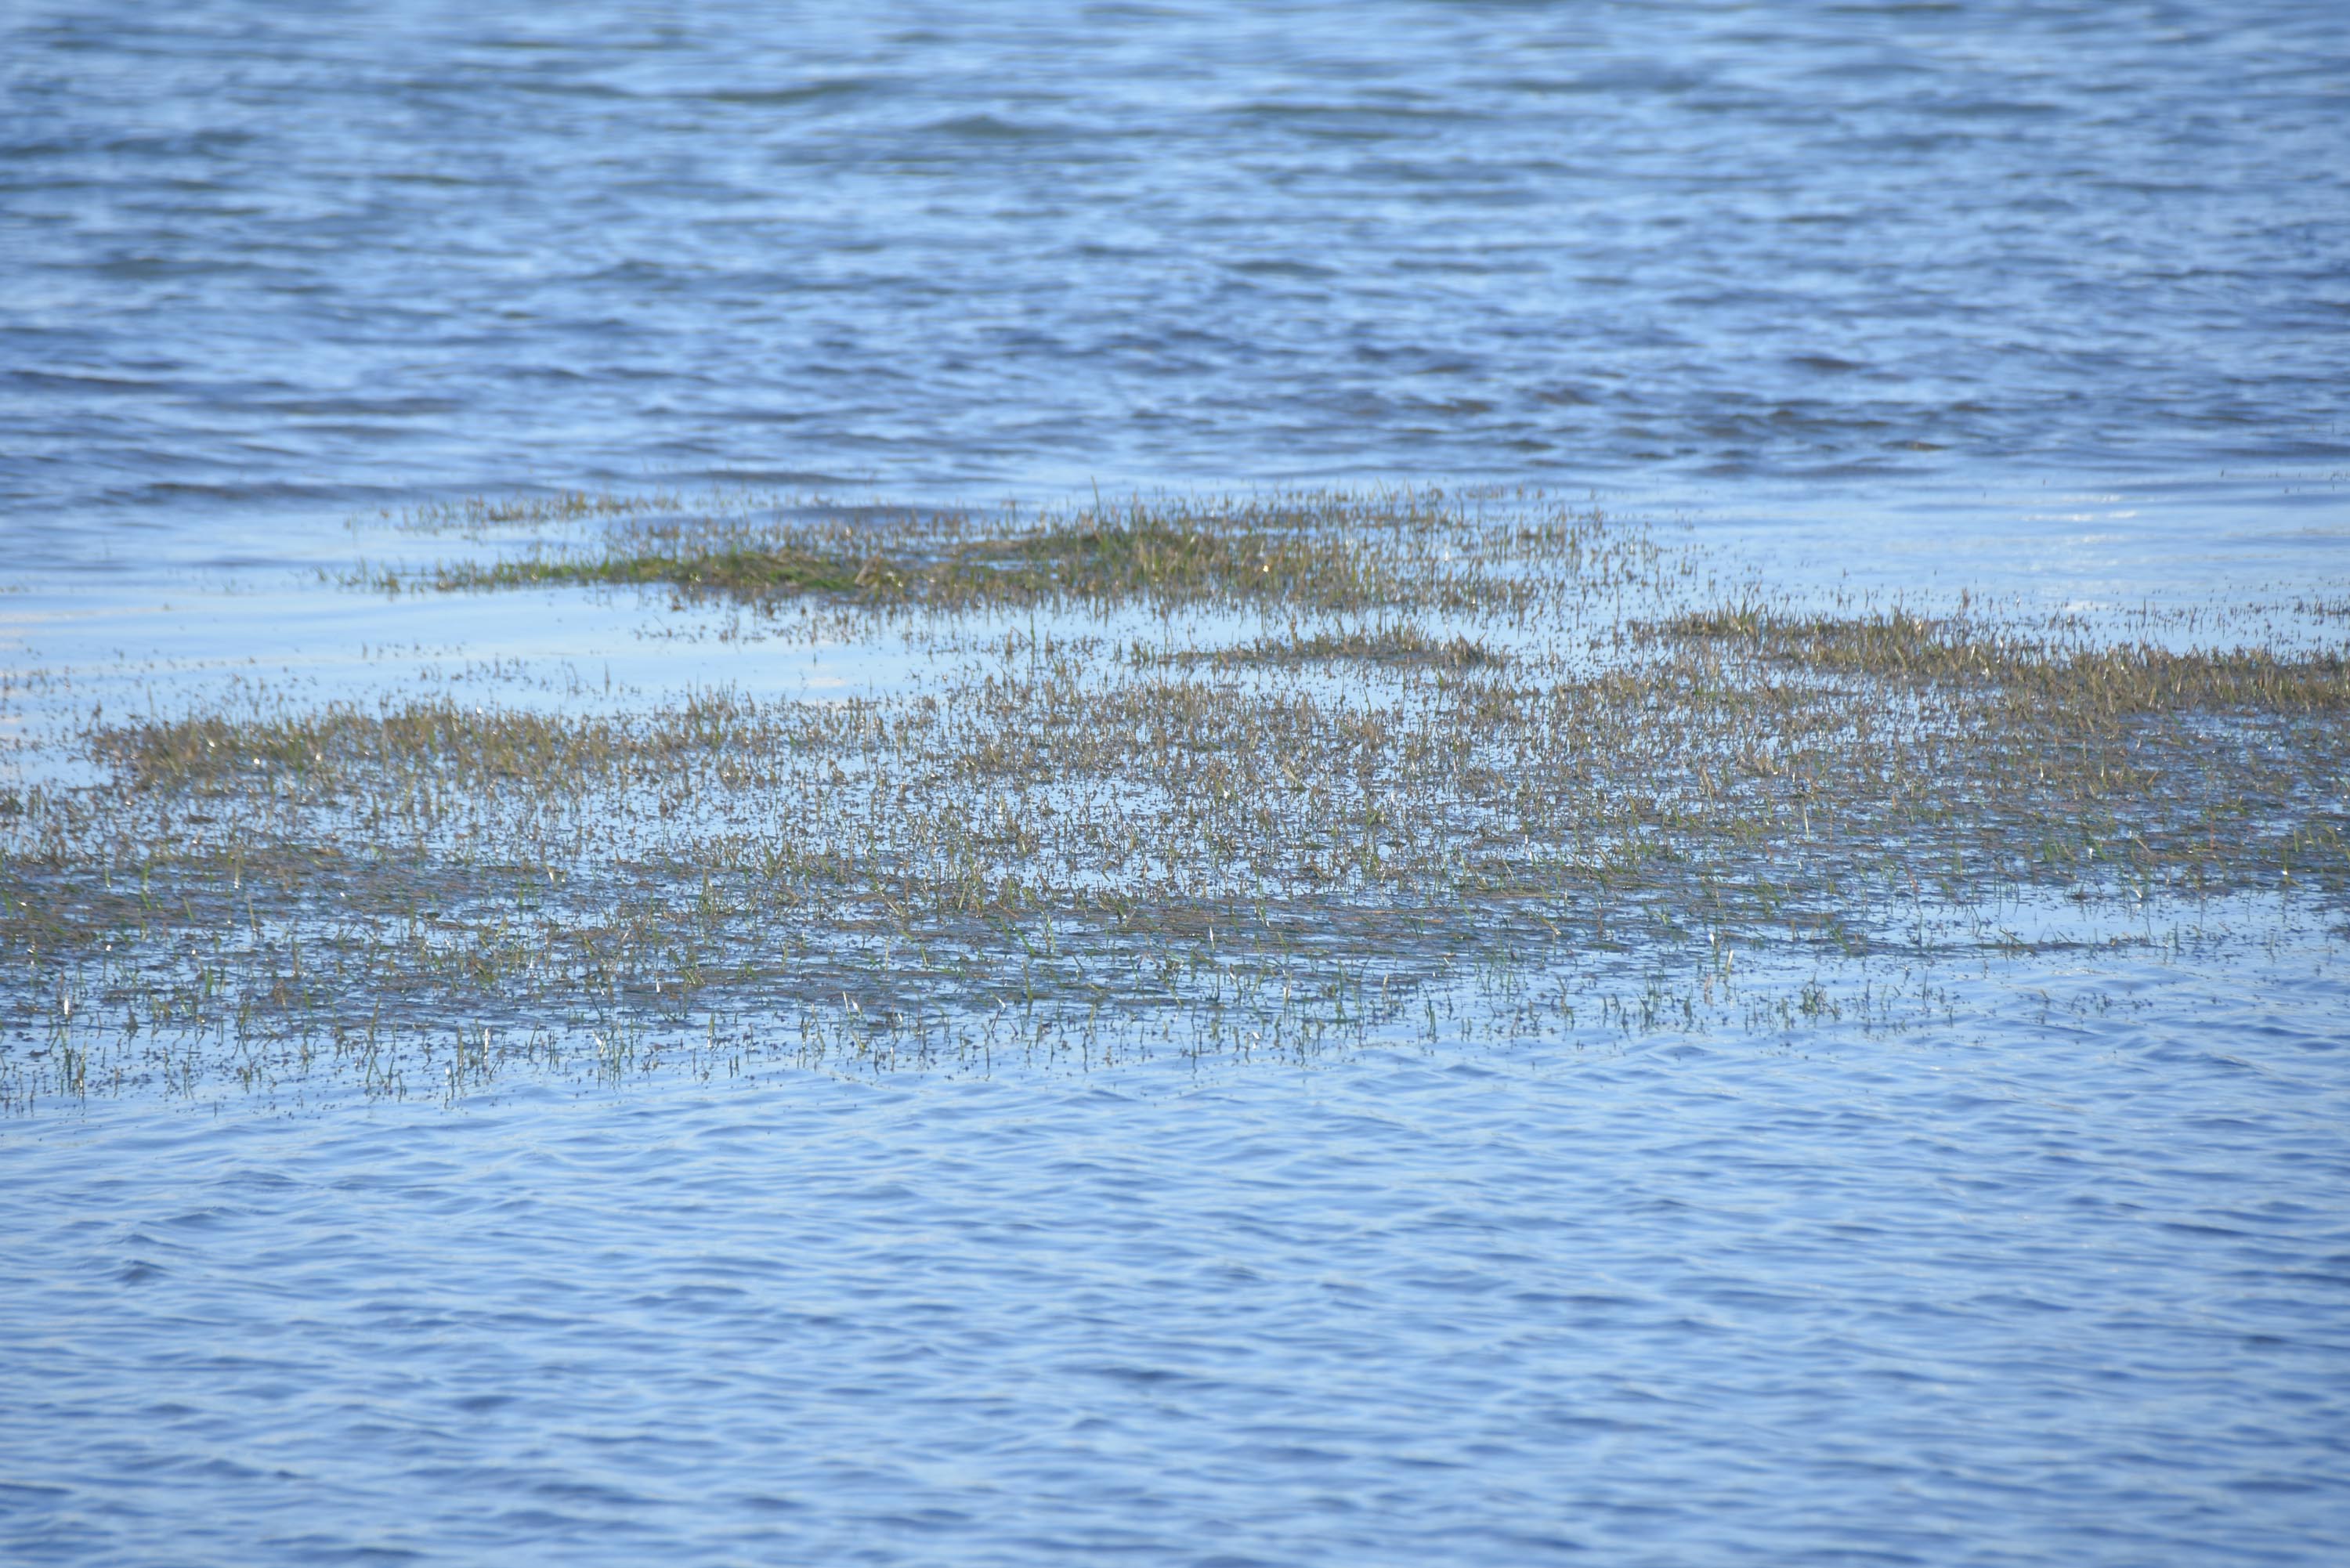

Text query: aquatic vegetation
(378, 487), (686, 536)
(5, 492), (2346, 1110)
(1650, 606), (2350, 712)
(1148, 623), (1506, 670)
(349, 489), (1653, 614)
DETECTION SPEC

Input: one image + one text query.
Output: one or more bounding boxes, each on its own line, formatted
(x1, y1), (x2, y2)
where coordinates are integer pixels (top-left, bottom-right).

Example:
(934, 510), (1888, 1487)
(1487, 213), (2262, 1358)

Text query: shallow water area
(0, 570), (953, 797)
(1666, 471), (2350, 631)
(5, 927), (2348, 1566)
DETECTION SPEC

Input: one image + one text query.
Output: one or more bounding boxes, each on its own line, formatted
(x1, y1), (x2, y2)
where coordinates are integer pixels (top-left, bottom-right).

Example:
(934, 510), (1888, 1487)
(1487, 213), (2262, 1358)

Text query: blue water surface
(5, 4), (2350, 1564)
(5, 0), (2348, 573)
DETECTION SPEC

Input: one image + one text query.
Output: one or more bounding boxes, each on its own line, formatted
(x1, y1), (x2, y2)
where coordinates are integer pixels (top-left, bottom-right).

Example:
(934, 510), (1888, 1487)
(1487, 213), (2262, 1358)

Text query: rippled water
(6, 932), (2349, 1566)
(6, 0), (2349, 574)
(6, 2), (2350, 1563)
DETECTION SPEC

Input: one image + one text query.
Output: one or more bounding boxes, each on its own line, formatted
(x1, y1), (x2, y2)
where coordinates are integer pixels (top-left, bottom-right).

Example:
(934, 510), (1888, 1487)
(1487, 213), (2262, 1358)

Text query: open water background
(5, 2), (2350, 1563)
(4, 0), (2348, 579)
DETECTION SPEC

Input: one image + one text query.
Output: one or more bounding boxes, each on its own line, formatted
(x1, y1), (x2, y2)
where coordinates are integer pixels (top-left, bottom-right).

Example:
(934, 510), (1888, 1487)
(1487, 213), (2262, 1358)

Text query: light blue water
(6, 2), (2350, 1563)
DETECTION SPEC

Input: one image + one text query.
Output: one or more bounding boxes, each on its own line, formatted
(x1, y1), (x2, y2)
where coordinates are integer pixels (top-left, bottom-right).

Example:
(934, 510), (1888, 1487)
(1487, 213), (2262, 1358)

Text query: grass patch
(1152, 624), (1506, 670)
(1653, 608), (2350, 711)
(352, 489), (1640, 614)
(8, 490), (2348, 1108)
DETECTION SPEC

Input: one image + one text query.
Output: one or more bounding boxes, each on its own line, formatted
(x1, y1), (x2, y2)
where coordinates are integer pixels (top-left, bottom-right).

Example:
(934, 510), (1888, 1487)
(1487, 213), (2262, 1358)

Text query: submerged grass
(352, 489), (1647, 615)
(1151, 624), (1506, 670)
(1653, 607), (2350, 712)
(8, 490), (2348, 1109)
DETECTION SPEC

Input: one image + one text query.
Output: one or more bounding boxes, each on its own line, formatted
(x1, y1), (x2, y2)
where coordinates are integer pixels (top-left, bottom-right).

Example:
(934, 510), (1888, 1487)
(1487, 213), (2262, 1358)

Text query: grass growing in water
(351, 490), (1642, 614)
(8, 490), (2347, 1109)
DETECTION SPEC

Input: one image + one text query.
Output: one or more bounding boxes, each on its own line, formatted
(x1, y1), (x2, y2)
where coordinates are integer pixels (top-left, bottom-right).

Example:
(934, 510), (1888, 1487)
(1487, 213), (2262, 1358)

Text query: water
(5, 936), (2349, 1566)
(5, 2), (2350, 1563)
(5, 1), (2348, 573)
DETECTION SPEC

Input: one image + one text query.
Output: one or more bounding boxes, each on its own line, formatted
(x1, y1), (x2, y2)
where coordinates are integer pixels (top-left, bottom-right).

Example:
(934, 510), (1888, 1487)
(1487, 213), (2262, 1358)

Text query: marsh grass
(380, 489), (685, 536)
(351, 490), (1653, 616)
(1149, 624), (1506, 670)
(1653, 607), (2350, 712)
(7, 490), (2348, 1110)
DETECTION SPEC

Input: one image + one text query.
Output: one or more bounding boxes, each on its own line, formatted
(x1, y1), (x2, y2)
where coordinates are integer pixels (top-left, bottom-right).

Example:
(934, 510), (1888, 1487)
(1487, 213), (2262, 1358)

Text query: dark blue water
(6, 4), (2350, 1563)
(5, 0), (2348, 572)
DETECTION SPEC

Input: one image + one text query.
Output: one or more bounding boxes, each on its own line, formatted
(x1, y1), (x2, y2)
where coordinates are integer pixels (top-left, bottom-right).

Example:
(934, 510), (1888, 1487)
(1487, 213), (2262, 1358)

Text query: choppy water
(6, 2), (2350, 1563)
